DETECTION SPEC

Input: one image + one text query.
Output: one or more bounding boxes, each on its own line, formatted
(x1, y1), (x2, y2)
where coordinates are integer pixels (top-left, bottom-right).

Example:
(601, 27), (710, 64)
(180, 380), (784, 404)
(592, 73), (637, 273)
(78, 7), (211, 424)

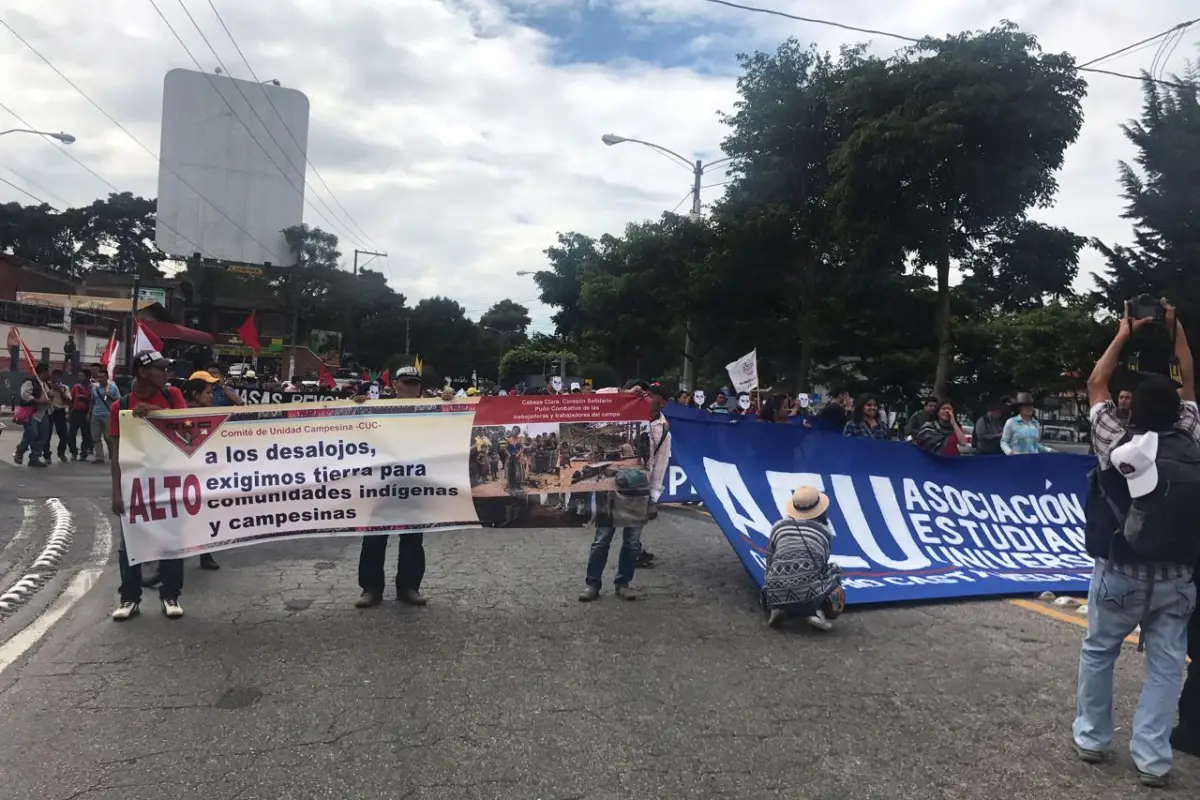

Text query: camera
(1129, 294), (1166, 323)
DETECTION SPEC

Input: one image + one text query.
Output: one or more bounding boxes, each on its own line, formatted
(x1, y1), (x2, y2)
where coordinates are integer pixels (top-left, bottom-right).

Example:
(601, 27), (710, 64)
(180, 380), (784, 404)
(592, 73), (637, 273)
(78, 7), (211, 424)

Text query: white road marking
(0, 568), (102, 675)
(82, 499), (113, 562)
(0, 499), (73, 612)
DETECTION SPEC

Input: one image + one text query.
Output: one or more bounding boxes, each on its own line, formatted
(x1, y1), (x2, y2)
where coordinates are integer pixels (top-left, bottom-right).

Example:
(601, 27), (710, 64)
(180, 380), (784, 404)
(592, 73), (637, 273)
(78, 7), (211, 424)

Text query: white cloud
(1, 0), (1196, 332)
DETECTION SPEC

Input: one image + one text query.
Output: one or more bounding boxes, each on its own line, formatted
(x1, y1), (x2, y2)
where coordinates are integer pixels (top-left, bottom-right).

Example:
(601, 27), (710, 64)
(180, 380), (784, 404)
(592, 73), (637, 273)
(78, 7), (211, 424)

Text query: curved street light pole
(0, 129), (75, 144)
(602, 134), (733, 390)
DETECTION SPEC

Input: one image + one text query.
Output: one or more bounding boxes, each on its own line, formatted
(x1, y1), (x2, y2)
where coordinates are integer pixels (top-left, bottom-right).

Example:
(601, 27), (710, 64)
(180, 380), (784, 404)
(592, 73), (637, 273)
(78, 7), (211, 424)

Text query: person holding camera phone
(1074, 297), (1200, 787)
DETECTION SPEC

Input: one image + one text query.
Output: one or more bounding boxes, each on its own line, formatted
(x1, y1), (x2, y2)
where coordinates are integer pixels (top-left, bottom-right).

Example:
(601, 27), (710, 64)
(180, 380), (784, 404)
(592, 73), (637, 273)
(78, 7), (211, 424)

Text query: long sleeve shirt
(973, 414), (1005, 455)
(1000, 416), (1049, 455)
(646, 414), (672, 502)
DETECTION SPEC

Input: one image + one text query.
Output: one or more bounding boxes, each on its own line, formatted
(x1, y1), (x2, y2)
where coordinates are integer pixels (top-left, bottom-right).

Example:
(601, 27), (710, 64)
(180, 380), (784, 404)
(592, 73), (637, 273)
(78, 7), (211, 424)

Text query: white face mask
(550, 377), (563, 392)
(693, 390), (705, 406)
(737, 396), (751, 410)
(798, 393), (810, 409)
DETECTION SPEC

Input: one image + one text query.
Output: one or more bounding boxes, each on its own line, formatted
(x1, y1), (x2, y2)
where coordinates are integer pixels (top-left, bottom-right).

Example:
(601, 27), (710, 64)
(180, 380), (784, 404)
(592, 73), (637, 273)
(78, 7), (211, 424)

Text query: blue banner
(663, 406), (1096, 605)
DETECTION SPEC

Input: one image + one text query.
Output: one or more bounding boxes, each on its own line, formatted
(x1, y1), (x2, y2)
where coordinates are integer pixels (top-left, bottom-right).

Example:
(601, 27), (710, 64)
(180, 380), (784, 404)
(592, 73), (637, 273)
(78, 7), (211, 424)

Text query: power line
(0, 174), (55, 208)
(698, 0), (1195, 90)
(1078, 19), (1199, 68)
(203, 0), (380, 251)
(0, 165), (72, 209)
(151, 0), (367, 250)
(0, 18), (277, 258)
(0, 100), (207, 255)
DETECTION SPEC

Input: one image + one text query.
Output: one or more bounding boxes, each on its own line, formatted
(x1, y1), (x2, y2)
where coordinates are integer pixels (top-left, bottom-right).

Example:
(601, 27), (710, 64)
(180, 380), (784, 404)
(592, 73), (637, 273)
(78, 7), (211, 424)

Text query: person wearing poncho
(761, 486), (846, 631)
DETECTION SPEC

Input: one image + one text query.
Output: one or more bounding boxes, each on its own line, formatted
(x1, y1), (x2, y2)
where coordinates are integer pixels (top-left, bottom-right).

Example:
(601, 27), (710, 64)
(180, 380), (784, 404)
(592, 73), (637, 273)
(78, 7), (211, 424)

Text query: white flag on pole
(725, 349), (759, 393)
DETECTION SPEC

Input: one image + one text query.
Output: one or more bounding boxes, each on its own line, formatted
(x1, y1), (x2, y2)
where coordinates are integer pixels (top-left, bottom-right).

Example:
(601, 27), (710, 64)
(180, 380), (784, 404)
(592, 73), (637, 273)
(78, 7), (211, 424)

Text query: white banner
(117, 400), (480, 564)
(725, 349), (759, 393)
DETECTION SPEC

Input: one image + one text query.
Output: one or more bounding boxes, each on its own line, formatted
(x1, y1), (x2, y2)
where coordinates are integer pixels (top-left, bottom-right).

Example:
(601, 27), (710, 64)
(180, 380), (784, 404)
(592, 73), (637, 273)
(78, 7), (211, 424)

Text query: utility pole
(349, 249), (387, 366)
(125, 271), (142, 369)
(287, 257), (301, 381)
(405, 316), (410, 355)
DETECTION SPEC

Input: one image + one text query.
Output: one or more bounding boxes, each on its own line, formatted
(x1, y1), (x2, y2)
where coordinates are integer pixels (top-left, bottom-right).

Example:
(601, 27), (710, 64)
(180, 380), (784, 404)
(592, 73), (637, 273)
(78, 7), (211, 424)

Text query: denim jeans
(357, 533), (425, 595)
(15, 414), (50, 462)
(585, 526), (642, 588)
(1073, 560), (1196, 777)
(1180, 595), (1200, 732)
(117, 528), (183, 603)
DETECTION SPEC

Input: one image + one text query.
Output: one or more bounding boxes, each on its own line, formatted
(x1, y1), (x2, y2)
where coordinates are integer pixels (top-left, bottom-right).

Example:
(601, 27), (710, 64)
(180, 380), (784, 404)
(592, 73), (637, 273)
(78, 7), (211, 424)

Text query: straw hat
(785, 486), (830, 520)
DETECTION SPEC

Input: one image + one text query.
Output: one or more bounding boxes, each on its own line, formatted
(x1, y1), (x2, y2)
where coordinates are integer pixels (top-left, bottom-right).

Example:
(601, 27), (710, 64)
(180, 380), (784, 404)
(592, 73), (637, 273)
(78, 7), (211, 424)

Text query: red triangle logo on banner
(145, 414), (226, 458)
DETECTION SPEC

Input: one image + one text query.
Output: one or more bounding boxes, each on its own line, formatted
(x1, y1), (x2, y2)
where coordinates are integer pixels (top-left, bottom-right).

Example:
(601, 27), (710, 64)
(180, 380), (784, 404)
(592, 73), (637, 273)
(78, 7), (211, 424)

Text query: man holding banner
(355, 365), (430, 609)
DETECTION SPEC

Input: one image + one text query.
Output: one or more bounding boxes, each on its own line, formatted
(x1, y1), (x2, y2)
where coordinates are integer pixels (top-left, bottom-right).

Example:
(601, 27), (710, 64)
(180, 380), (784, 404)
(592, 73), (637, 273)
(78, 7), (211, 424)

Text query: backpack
(1120, 431), (1200, 565)
(614, 467), (649, 496)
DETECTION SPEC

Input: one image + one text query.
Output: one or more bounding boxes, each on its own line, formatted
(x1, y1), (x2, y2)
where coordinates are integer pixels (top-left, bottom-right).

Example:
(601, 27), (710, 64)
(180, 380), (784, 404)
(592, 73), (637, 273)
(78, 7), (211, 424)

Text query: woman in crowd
(675, 390), (694, 407)
(762, 486), (845, 631)
(758, 394), (789, 423)
(912, 399), (968, 457)
(1000, 392), (1050, 455)
(843, 393), (890, 439)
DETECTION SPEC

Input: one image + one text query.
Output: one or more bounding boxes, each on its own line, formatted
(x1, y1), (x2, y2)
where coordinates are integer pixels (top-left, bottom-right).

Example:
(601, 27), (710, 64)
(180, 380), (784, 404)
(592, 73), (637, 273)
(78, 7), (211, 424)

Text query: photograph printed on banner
(467, 396), (651, 528)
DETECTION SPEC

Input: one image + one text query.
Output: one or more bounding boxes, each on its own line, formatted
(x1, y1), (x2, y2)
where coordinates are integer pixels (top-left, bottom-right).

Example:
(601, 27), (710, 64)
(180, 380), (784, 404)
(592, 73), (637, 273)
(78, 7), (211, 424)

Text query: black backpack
(1119, 431), (1200, 566)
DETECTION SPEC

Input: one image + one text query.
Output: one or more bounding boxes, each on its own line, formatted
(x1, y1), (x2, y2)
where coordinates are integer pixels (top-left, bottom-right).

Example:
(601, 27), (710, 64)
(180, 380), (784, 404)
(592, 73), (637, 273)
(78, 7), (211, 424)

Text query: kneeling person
(762, 486), (845, 631)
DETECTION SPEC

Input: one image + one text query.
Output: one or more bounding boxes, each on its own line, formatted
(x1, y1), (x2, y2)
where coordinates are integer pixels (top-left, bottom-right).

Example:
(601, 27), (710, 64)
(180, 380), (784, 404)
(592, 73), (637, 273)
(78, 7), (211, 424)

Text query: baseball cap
(133, 350), (171, 371)
(188, 370), (220, 384)
(1111, 431), (1160, 498)
(570, 382), (581, 392)
(395, 365), (422, 383)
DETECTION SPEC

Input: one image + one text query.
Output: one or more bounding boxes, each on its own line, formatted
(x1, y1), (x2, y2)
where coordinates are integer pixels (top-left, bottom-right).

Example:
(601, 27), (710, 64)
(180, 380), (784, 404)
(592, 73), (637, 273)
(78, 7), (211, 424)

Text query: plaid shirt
(1089, 399), (1200, 468)
(842, 418), (891, 440)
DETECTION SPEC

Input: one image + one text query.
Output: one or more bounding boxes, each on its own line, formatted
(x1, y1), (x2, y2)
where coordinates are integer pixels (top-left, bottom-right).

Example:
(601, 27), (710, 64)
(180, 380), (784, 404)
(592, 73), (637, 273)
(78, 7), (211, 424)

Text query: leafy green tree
(479, 299), (532, 342)
(409, 296), (482, 381)
(498, 342), (579, 388)
(831, 22), (1087, 396)
(1095, 67), (1200, 323)
(74, 193), (163, 278)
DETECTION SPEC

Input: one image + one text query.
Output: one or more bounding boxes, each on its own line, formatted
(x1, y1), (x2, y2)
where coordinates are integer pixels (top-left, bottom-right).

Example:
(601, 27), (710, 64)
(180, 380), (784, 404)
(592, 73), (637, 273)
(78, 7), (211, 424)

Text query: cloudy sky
(1, 1), (1196, 331)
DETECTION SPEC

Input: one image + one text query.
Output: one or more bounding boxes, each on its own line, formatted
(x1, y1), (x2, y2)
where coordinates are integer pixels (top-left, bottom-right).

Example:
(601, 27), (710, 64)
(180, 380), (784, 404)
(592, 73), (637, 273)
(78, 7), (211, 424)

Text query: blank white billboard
(155, 68), (309, 266)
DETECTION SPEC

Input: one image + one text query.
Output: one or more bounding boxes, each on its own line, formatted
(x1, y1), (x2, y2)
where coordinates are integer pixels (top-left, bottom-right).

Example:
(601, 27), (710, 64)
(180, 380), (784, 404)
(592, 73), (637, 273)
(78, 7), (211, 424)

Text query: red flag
(99, 331), (118, 376)
(318, 362), (336, 389)
(14, 329), (38, 374)
(236, 312), (262, 354)
(380, 369), (391, 388)
(135, 319), (163, 353)
(361, 369), (370, 381)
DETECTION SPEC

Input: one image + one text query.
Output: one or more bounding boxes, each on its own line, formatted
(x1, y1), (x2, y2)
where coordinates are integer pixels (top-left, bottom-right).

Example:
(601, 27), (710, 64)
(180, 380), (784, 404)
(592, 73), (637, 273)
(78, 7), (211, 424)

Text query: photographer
(1073, 298), (1200, 787)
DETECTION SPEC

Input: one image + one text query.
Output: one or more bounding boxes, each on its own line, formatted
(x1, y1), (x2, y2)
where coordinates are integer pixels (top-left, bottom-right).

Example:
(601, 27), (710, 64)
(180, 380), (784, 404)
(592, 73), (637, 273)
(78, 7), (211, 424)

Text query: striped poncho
(761, 518), (842, 611)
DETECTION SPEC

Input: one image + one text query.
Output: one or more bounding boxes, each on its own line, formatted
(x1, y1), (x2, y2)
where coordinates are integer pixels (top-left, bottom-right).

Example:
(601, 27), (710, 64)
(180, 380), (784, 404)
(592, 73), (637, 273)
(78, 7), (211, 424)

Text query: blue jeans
(15, 414), (50, 462)
(585, 526), (643, 588)
(1073, 560), (1196, 777)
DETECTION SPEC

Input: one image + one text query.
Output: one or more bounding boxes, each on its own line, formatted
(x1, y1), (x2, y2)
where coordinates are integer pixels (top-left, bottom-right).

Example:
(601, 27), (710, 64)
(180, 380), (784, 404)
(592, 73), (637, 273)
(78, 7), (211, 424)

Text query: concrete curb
(0, 499), (74, 616)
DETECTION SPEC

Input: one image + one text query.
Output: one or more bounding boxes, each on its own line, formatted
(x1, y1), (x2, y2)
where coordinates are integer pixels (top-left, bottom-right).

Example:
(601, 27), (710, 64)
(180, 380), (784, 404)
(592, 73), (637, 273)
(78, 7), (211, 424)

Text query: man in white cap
(1074, 298), (1200, 787)
(355, 364), (430, 608)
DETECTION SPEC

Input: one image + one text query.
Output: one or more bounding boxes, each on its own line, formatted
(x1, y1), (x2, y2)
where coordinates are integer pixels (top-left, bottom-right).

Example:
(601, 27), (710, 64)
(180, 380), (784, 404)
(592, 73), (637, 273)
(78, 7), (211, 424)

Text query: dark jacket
(973, 414), (1004, 455)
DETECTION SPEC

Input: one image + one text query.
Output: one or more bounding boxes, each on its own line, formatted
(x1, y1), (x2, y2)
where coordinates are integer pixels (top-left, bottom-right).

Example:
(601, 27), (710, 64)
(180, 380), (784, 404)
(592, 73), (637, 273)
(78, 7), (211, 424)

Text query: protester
(67, 368), (94, 460)
(842, 393), (890, 439)
(46, 369), (71, 462)
(912, 400), (967, 456)
(184, 372), (221, 571)
(88, 367), (120, 465)
(355, 365), (429, 609)
(973, 401), (1005, 456)
(709, 390), (730, 414)
(207, 363), (244, 406)
(818, 388), (850, 429)
(761, 486), (845, 631)
(1177, 605), (1200, 758)
(578, 383), (670, 600)
(1116, 388), (1133, 425)
(1001, 393), (1050, 455)
(1075, 298), (1199, 788)
(12, 362), (51, 468)
(109, 351), (189, 621)
(906, 397), (939, 439)
(734, 391), (753, 415)
(758, 394), (789, 423)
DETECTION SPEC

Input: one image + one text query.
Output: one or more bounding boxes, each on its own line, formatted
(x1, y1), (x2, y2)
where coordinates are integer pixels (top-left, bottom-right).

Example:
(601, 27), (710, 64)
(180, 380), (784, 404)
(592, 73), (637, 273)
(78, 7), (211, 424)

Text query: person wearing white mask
(735, 392), (753, 415)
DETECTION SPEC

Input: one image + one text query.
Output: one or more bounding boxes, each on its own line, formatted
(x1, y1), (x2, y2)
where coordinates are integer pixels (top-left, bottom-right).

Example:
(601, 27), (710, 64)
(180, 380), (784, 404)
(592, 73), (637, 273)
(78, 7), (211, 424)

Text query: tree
(498, 342), (579, 388)
(74, 193), (163, 277)
(409, 296), (483, 381)
(479, 299), (531, 341)
(960, 220), (1087, 313)
(831, 22), (1087, 397)
(1095, 67), (1200, 322)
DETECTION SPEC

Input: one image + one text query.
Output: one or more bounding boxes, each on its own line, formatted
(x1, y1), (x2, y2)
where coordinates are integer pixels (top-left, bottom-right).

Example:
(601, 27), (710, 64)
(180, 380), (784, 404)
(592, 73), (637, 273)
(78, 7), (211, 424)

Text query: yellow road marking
(1008, 598), (1144, 646)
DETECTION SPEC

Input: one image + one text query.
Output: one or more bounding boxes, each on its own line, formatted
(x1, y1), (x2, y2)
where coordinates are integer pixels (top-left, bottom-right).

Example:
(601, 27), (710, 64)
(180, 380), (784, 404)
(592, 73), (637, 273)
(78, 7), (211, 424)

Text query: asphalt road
(0, 464), (1196, 799)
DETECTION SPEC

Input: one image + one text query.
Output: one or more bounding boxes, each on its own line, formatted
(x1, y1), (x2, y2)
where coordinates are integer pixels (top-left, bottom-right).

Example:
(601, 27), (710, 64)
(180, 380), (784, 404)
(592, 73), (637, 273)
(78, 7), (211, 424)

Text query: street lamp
(601, 132), (733, 389)
(0, 129), (75, 144)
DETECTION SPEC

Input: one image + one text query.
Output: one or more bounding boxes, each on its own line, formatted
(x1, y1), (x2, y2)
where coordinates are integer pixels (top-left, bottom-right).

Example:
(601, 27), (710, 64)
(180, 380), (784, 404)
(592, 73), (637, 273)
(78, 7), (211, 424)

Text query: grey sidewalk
(0, 509), (1195, 799)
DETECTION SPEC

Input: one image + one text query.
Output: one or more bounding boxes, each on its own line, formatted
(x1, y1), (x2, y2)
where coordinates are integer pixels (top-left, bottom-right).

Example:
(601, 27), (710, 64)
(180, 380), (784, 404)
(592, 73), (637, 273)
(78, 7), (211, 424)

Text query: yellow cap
(188, 370), (220, 383)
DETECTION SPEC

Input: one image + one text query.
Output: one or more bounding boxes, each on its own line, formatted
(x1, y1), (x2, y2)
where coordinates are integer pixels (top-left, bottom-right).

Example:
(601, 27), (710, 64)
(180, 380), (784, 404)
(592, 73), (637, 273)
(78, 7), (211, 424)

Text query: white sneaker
(112, 601), (140, 621)
(160, 598), (184, 619)
(806, 609), (833, 632)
